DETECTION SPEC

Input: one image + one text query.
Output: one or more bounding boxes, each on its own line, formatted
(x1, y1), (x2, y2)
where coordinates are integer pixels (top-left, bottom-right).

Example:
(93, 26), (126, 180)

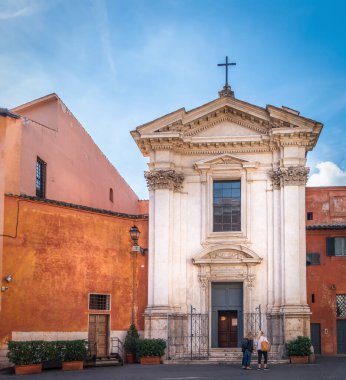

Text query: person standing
(241, 335), (248, 369)
(256, 330), (270, 370)
(243, 332), (254, 370)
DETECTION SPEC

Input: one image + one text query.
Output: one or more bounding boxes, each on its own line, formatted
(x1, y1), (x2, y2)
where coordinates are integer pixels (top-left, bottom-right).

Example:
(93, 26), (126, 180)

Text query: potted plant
(123, 324), (140, 364)
(286, 336), (312, 364)
(61, 340), (87, 370)
(42, 341), (63, 369)
(7, 341), (44, 375)
(138, 339), (166, 365)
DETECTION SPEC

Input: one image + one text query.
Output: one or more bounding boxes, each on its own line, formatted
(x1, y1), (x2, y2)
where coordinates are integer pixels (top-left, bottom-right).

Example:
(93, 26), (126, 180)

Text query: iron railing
(167, 306), (209, 360)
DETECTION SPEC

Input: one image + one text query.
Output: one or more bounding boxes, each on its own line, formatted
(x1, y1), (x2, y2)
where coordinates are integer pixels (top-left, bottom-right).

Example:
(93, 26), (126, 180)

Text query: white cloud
(0, 0), (42, 20)
(308, 161), (346, 186)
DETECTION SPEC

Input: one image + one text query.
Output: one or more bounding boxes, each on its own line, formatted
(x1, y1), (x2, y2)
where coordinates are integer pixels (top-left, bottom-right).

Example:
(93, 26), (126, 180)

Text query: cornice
(132, 98), (323, 157)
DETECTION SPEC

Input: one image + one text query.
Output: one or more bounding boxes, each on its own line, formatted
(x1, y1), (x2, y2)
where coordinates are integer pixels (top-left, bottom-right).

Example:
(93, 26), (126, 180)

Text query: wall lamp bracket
(5, 274), (13, 283)
(131, 245), (147, 256)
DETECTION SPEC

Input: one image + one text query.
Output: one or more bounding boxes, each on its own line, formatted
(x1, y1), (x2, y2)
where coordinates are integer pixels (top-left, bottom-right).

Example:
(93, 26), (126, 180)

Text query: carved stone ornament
(269, 166), (309, 189)
(198, 276), (208, 290)
(246, 273), (256, 289)
(218, 84), (235, 98)
(144, 170), (184, 191)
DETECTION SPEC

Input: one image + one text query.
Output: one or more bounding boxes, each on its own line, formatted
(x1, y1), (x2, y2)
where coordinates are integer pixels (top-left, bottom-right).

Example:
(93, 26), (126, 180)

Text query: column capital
(144, 169), (184, 191)
(269, 166), (309, 189)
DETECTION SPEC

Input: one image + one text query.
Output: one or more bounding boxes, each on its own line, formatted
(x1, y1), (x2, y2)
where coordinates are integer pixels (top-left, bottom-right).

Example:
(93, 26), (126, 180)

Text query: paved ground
(1, 357), (345, 380)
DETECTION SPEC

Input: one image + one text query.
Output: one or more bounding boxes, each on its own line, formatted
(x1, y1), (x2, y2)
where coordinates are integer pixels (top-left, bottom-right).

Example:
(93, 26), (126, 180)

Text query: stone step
(95, 354), (123, 367)
(95, 359), (122, 367)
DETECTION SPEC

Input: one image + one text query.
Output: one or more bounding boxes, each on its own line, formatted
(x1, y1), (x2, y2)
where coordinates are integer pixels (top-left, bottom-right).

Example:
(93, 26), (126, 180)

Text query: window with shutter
(335, 237), (346, 256)
(306, 253), (320, 265)
(326, 237), (335, 256)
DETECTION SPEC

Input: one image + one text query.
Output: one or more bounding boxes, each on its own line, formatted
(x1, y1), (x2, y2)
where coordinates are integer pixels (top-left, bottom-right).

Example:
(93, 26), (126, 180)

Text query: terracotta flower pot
(126, 353), (134, 364)
(140, 356), (161, 365)
(62, 360), (84, 371)
(15, 363), (43, 375)
(289, 356), (309, 364)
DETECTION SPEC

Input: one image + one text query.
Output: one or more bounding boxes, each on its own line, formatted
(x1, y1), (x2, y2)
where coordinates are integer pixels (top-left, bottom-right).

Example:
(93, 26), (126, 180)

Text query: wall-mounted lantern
(129, 225), (147, 256)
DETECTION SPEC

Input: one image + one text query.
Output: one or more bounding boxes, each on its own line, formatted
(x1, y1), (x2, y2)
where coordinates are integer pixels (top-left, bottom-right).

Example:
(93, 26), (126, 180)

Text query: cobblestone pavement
(1, 356), (345, 380)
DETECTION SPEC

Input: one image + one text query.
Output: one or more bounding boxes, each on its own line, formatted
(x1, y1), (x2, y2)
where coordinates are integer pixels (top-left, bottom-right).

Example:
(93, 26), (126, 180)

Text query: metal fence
(167, 307), (209, 360)
(167, 307), (285, 360)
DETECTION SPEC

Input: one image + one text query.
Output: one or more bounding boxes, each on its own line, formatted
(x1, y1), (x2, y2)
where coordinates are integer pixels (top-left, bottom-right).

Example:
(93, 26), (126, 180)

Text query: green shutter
(326, 237), (335, 256)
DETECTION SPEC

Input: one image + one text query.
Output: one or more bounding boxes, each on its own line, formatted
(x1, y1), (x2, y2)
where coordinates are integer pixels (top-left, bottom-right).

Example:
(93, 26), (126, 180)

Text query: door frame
(210, 281), (244, 348)
(88, 313), (111, 356)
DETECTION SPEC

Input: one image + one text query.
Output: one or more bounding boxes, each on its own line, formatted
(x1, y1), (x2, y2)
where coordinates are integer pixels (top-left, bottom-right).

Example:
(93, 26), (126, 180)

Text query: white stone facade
(132, 93), (323, 352)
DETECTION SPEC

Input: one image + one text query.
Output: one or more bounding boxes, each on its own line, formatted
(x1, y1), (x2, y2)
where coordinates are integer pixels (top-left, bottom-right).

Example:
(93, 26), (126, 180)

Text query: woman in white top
(256, 331), (269, 370)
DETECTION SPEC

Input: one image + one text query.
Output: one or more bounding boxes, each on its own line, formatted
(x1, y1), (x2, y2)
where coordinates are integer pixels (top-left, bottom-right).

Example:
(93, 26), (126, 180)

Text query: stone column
(143, 169), (184, 339)
(270, 166), (310, 341)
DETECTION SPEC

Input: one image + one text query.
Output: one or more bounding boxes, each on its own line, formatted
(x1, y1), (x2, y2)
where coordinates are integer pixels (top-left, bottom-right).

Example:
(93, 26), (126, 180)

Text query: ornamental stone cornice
(269, 166), (309, 189)
(144, 169), (184, 192)
(192, 244), (262, 266)
(131, 97), (323, 157)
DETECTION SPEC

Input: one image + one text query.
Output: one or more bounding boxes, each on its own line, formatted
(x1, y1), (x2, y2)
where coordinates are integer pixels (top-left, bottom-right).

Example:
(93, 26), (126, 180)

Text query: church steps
(165, 348), (288, 364)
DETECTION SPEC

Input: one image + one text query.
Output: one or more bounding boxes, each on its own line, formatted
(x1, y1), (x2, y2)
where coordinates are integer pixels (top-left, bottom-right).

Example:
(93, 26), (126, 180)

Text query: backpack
(261, 339), (269, 352)
(241, 338), (248, 352)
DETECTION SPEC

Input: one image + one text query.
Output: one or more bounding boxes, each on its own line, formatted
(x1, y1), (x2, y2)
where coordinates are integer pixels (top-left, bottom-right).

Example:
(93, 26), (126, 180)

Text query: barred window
(36, 157), (46, 198)
(336, 295), (346, 318)
(306, 253), (321, 266)
(89, 294), (110, 310)
(213, 180), (241, 232)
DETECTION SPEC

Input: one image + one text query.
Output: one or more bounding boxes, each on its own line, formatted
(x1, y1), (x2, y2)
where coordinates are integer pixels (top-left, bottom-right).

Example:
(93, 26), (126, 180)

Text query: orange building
(306, 187), (346, 355)
(0, 95), (148, 367)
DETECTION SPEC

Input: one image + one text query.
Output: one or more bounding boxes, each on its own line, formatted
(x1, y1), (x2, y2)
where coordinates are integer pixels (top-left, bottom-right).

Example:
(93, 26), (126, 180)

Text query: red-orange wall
(0, 195), (148, 345)
(306, 187), (346, 355)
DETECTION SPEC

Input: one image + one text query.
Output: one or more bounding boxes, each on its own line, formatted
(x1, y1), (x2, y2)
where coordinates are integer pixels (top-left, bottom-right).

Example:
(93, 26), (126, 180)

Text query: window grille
(306, 253), (320, 266)
(336, 295), (346, 318)
(89, 294), (111, 310)
(36, 157), (46, 198)
(307, 212), (313, 220)
(213, 180), (241, 232)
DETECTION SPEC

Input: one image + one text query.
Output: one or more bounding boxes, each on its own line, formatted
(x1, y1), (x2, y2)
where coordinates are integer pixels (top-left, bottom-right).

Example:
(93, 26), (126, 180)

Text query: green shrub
(286, 336), (312, 356)
(7, 340), (87, 365)
(123, 324), (140, 355)
(138, 339), (166, 357)
(60, 340), (87, 362)
(7, 341), (45, 365)
(42, 341), (64, 362)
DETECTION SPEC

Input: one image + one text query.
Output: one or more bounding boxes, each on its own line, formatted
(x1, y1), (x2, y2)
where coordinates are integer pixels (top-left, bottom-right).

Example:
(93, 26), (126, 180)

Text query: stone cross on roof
(217, 56), (236, 98)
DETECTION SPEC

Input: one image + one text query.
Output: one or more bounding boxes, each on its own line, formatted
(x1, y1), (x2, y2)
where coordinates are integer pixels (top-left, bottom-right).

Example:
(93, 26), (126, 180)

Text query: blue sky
(1, 0), (346, 199)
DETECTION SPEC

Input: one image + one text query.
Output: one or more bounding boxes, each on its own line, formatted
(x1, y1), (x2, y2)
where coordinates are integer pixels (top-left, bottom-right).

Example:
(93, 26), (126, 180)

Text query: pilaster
(143, 169), (184, 339)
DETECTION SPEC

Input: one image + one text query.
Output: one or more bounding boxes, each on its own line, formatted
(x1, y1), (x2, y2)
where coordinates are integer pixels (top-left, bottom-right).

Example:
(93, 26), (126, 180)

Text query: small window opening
(307, 212), (313, 220)
(89, 294), (111, 310)
(36, 157), (46, 198)
(312, 294), (315, 303)
(109, 188), (114, 203)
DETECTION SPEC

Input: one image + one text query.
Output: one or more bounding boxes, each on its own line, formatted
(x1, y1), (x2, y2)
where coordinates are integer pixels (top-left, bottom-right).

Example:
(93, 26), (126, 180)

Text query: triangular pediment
(194, 120), (261, 138)
(195, 153), (247, 166)
(131, 95), (323, 157)
(192, 244), (262, 266)
(194, 154), (259, 170)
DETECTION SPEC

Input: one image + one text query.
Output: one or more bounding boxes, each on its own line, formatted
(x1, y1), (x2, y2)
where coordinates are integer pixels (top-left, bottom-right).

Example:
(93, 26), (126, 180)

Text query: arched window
(109, 188), (114, 202)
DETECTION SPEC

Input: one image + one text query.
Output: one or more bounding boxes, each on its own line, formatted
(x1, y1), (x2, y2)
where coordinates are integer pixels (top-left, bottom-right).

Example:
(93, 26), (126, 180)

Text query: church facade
(132, 84), (323, 358)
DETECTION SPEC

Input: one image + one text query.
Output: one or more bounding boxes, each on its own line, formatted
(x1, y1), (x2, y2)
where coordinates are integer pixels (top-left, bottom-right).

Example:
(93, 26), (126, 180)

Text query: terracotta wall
(306, 187), (346, 225)
(306, 187), (346, 355)
(0, 195), (148, 346)
(9, 94), (143, 214)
